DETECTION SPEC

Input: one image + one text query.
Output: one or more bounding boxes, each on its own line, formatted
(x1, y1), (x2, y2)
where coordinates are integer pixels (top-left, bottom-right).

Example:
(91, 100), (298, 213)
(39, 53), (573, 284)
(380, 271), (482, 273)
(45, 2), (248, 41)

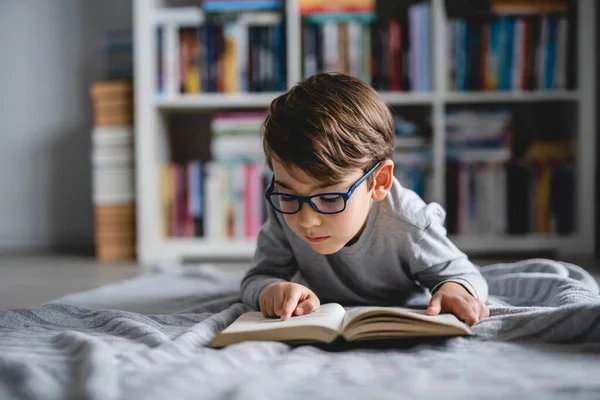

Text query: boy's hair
(262, 73), (395, 188)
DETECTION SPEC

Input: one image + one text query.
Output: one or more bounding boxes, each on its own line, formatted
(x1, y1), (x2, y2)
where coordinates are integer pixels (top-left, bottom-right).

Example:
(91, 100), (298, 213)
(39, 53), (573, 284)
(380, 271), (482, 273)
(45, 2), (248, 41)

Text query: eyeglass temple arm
(347, 161), (382, 195)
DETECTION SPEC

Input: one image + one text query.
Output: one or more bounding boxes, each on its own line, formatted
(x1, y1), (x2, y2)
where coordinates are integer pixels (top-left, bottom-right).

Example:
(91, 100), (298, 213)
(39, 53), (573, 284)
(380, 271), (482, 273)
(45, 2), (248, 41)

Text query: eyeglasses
(264, 161), (382, 215)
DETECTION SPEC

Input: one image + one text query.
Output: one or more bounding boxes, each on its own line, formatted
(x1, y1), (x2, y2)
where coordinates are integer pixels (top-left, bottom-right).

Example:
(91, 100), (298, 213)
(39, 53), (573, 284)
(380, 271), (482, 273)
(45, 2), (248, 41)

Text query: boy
(240, 73), (489, 326)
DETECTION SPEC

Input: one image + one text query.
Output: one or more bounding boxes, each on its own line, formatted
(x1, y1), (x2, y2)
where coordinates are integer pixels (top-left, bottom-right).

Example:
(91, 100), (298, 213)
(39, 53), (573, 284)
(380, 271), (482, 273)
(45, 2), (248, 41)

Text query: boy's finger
(295, 294), (320, 316)
(274, 291), (286, 316)
(280, 291), (301, 321)
(266, 296), (276, 318)
(480, 303), (490, 320)
(455, 301), (478, 326)
(260, 296), (269, 317)
(469, 299), (480, 317)
(427, 294), (443, 316)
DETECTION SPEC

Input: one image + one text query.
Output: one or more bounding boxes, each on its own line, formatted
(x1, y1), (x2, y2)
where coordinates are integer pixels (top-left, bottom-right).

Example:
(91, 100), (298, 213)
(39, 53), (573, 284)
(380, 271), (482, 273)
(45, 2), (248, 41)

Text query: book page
(210, 303), (346, 347)
(222, 303), (346, 334)
(342, 306), (471, 334)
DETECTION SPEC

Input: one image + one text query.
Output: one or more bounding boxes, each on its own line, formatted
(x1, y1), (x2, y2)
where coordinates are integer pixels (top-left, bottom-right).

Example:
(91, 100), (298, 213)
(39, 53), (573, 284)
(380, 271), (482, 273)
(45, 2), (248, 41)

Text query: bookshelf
(134, 0), (596, 264)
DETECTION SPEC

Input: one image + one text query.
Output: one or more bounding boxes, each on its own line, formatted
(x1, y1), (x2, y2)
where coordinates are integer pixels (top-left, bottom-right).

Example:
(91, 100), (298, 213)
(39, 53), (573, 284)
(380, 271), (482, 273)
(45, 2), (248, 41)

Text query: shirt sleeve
(240, 205), (299, 310)
(409, 204), (489, 301)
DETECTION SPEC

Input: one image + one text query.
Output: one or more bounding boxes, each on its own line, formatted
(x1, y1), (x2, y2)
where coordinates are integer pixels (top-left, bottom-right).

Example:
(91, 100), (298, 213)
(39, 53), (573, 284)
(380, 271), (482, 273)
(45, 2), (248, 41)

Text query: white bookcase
(134, 0), (596, 265)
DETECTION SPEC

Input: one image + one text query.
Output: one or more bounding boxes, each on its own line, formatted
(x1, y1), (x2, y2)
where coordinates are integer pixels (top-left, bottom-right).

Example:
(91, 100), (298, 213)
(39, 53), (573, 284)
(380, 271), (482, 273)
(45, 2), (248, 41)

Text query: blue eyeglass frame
(264, 161), (383, 215)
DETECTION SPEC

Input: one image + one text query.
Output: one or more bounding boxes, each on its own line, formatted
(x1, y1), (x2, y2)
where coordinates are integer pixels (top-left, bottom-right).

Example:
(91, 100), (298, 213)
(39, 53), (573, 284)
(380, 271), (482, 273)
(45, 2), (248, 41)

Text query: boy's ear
(371, 159), (394, 201)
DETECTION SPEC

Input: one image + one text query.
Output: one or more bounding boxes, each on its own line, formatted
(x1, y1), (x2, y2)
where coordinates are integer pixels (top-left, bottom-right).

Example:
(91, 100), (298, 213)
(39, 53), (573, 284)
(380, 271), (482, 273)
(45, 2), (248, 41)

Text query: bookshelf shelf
(134, 0), (596, 265)
(379, 92), (435, 105)
(444, 90), (580, 104)
(155, 91), (436, 110)
(163, 238), (256, 260)
(155, 93), (285, 109)
(450, 234), (585, 255)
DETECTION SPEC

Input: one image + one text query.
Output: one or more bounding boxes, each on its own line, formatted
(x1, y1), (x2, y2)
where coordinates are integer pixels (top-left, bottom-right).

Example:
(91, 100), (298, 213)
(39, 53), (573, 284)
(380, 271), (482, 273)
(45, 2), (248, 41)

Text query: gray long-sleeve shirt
(240, 177), (488, 310)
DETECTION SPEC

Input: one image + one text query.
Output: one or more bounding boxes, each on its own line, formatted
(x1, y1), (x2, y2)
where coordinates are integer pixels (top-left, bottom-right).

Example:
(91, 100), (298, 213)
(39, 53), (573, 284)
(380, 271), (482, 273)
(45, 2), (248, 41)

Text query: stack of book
(301, 0), (431, 91)
(161, 112), (269, 240)
(447, 0), (571, 91)
(392, 115), (432, 200)
(445, 109), (513, 235)
(89, 81), (135, 261)
(155, 5), (285, 96)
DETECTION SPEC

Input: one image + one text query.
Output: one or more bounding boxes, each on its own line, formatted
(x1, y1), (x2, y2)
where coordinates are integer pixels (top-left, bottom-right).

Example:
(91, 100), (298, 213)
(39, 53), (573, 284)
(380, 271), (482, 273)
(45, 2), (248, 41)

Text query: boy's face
(271, 159), (375, 255)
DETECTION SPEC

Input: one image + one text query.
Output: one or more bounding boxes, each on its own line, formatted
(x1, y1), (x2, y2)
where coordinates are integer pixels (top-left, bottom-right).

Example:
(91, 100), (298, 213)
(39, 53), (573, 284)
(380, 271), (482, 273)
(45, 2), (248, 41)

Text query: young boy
(240, 73), (489, 326)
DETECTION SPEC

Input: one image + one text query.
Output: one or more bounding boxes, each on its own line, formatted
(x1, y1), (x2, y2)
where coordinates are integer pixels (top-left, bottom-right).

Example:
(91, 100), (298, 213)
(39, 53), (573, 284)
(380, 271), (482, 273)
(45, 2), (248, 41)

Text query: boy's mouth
(305, 235), (330, 243)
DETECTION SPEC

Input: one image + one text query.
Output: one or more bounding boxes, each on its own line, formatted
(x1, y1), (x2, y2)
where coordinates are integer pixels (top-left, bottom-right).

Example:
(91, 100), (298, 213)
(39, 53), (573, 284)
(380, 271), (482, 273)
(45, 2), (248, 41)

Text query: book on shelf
(156, 7), (285, 96)
(299, 0), (374, 16)
(201, 0), (282, 13)
(491, 0), (568, 16)
(447, 3), (571, 92)
(210, 303), (472, 348)
(301, 1), (430, 92)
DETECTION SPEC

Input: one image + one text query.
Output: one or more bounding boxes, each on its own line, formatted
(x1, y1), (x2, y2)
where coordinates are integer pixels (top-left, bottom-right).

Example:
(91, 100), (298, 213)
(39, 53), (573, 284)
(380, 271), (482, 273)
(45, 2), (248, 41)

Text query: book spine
(252, 164), (264, 236)
(389, 19), (401, 91)
(323, 21), (339, 72)
(347, 21), (361, 80)
(545, 17), (557, 90)
(554, 17), (568, 90)
(361, 23), (371, 85)
(196, 162), (204, 237)
(165, 22), (180, 96)
(511, 19), (523, 91)
(457, 162), (470, 234)
(244, 164), (254, 238)
(304, 23), (318, 79)
(223, 21), (239, 93)
(480, 22), (490, 91)
(420, 3), (431, 91)
(156, 27), (164, 94)
(273, 23), (283, 91)
(234, 163), (246, 238)
(204, 163), (219, 240)
(447, 20), (455, 91)
(338, 23), (348, 75)
(537, 16), (548, 91)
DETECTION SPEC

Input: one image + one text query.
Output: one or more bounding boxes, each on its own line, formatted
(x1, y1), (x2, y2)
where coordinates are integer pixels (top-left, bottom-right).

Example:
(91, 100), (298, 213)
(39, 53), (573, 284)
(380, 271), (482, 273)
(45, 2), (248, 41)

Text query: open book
(210, 303), (472, 348)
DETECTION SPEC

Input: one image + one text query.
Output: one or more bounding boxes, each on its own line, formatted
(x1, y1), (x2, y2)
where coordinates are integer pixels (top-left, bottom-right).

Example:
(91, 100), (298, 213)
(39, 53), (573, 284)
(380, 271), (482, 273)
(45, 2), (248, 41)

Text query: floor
(0, 254), (598, 309)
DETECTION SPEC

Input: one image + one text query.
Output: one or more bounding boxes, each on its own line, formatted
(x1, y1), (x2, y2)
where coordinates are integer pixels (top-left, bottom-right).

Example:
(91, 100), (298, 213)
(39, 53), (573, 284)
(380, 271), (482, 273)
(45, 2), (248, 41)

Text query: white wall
(0, 0), (132, 252)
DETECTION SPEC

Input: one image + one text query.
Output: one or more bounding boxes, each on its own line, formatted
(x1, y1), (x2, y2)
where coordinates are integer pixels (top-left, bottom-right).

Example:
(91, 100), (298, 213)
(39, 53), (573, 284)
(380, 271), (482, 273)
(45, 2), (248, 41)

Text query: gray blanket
(1, 259), (599, 400)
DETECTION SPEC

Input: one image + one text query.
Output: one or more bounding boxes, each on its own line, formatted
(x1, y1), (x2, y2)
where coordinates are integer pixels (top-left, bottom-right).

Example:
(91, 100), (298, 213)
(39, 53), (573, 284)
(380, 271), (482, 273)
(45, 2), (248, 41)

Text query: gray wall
(0, 0), (132, 252)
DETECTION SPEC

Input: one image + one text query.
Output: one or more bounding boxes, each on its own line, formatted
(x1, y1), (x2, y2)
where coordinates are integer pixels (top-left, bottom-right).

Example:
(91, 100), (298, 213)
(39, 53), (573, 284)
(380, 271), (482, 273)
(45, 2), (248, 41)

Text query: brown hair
(262, 72), (395, 188)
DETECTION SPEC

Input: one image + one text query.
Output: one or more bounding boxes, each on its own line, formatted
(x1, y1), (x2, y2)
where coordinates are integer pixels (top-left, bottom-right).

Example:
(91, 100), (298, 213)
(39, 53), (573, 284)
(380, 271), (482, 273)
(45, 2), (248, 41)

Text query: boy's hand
(426, 282), (489, 326)
(259, 282), (320, 321)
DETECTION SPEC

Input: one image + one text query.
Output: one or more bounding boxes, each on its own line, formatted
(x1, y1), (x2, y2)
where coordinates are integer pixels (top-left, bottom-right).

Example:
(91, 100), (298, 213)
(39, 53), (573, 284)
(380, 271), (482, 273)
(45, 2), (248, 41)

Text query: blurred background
(0, 0), (598, 306)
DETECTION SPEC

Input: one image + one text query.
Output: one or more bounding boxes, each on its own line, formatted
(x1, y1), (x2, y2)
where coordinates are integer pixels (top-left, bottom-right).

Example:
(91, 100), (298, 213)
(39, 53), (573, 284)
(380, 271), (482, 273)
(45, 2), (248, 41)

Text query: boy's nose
(298, 202), (322, 228)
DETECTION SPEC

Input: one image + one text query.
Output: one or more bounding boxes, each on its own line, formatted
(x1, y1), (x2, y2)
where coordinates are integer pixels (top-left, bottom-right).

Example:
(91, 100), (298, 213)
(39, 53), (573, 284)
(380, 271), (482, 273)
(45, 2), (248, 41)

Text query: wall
(0, 0), (132, 252)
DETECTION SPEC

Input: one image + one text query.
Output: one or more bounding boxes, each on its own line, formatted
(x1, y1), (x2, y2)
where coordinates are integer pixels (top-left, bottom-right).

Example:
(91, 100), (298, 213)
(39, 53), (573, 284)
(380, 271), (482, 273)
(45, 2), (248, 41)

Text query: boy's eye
(278, 195), (296, 203)
(319, 195), (342, 203)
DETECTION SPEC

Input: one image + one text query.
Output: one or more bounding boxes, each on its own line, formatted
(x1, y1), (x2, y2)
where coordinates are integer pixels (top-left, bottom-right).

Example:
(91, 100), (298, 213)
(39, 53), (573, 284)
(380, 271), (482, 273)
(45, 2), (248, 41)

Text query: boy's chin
(305, 239), (345, 255)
